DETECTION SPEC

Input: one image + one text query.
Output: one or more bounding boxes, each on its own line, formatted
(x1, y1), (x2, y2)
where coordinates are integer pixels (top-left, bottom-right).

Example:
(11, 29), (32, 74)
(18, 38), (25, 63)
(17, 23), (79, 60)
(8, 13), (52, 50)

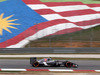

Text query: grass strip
(0, 0), (6, 2)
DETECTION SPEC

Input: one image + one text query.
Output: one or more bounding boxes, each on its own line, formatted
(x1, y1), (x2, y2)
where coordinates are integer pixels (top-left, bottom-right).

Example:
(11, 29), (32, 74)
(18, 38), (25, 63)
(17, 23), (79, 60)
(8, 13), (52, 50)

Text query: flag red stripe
(43, 2), (84, 7)
(36, 19), (70, 30)
(23, 0), (100, 8)
(23, 0), (84, 6)
(58, 9), (97, 17)
(35, 9), (56, 15)
(86, 4), (100, 7)
(35, 9), (97, 16)
(74, 18), (100, 26)
(22, 0), (42, 4)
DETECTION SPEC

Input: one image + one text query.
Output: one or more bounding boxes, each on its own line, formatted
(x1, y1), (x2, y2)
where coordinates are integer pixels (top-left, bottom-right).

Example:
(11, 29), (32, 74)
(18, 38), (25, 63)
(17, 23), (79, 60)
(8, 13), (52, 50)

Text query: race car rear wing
(30, 57), (37, 65)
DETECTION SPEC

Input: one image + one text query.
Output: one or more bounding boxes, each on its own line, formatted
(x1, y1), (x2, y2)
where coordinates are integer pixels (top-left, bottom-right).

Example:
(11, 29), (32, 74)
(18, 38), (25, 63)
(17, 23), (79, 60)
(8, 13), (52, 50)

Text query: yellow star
(0, 13), (20, 35)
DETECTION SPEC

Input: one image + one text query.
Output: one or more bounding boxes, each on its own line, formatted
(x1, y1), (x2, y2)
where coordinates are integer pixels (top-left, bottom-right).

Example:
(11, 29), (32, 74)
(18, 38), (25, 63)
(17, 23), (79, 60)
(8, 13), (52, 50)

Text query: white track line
(49, 69), (73, 72)
(1, 69), (26, 71)
(95, 70), (100, 72)
(0, 54), (100, 58)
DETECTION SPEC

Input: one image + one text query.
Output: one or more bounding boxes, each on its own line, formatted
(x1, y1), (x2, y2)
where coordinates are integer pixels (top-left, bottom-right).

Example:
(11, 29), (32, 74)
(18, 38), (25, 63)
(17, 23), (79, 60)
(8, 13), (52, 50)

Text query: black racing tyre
(65, 62), (72, 67)
(32, 61), (39, 67)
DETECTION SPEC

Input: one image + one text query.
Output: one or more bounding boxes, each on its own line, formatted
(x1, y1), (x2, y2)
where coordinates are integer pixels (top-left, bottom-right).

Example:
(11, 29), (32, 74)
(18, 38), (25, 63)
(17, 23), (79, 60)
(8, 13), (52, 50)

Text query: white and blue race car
(30, 57), (78, 68)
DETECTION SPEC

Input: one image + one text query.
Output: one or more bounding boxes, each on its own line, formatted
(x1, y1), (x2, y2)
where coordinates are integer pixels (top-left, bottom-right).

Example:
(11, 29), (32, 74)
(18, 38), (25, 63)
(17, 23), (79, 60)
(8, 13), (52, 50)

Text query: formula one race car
(30, 57), (78, 68)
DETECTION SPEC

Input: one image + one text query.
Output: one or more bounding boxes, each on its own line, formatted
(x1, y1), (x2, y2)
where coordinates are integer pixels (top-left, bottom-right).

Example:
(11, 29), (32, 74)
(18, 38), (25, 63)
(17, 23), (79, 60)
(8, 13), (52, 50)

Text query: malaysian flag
(0, 0), (100, 48)
(22, 0), (100, 44)
(22, 0), (100, 37)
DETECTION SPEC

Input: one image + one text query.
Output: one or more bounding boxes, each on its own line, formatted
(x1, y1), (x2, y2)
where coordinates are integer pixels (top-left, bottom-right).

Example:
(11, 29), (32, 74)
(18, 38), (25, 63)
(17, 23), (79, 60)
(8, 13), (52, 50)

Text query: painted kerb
(0, 68), (100, 72)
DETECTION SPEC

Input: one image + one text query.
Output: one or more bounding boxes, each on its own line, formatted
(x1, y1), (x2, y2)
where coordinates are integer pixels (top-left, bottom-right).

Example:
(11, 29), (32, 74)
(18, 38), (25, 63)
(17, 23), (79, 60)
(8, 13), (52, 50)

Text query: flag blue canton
(0, 0), (48, 43)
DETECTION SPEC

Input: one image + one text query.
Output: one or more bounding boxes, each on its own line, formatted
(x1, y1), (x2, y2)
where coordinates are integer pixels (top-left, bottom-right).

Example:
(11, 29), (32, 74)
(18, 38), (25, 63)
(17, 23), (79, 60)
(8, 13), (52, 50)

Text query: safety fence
(0, 48), (100, 53)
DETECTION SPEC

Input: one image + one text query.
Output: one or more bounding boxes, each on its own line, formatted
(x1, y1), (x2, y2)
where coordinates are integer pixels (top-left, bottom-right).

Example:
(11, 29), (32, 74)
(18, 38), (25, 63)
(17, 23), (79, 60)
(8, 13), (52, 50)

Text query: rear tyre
(32, 61), (39, 67)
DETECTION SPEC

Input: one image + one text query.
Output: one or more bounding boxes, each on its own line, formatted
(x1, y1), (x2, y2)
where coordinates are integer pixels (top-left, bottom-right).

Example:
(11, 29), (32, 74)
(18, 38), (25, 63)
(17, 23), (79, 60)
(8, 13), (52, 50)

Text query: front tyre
(65, 62), (72, 67)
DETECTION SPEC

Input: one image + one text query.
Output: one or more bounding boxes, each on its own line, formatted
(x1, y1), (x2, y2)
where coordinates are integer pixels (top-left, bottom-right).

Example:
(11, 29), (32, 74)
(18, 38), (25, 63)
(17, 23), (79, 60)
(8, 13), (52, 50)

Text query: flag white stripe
(65, 13), (100, 22)
(91, 7), (100, 12)
(42, 13), (100, 22)
(28, 4), (90, 12)
(50, 5), (90, 12)
(42, 14), (63, 20)
(7, 40), (30, 48)
(27, 4), (49, 10)
(27, 23), (78, 40)
(81, 23), (100, 29)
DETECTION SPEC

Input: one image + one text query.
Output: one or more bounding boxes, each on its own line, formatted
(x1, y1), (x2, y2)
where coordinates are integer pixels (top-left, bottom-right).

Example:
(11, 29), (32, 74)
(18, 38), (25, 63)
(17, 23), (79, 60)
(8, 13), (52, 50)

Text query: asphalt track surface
(0, 59), (100, 70)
